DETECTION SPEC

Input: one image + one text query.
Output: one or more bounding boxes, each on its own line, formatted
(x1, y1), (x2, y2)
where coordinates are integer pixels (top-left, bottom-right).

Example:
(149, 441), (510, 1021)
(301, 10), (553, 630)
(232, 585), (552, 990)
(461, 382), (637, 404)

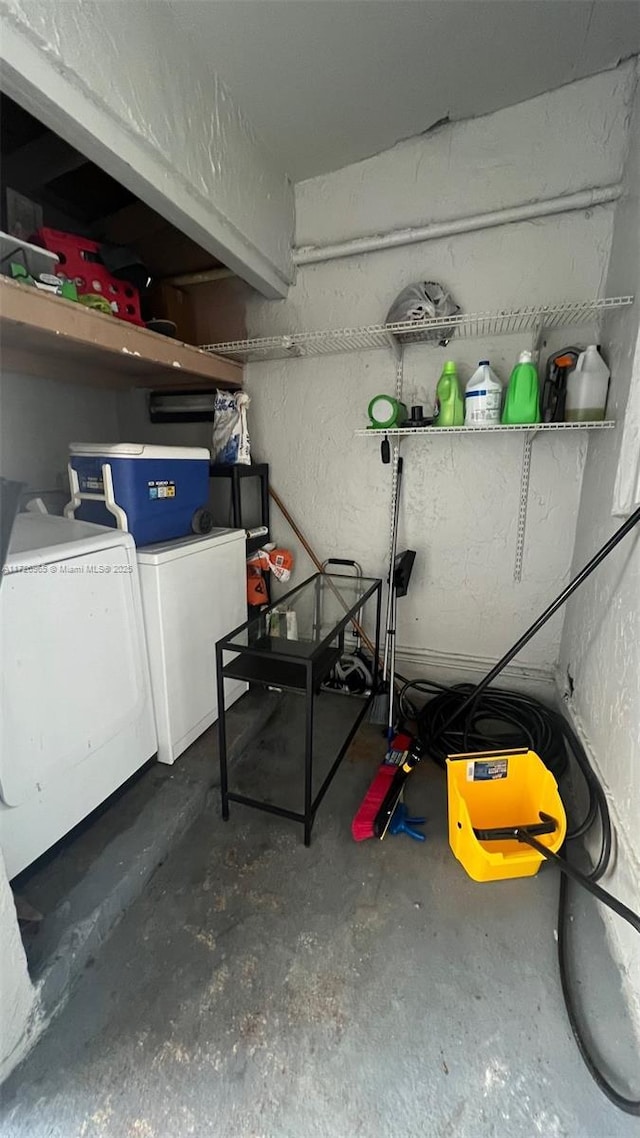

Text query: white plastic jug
(565, 346), (610, 422)
(464, 360), (502, 426)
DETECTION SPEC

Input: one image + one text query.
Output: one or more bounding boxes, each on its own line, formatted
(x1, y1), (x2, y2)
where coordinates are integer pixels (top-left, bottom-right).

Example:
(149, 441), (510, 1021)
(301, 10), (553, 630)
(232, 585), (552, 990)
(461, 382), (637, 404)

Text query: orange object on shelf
(247, 547), (294, 583)
(247, 564), (269, 607)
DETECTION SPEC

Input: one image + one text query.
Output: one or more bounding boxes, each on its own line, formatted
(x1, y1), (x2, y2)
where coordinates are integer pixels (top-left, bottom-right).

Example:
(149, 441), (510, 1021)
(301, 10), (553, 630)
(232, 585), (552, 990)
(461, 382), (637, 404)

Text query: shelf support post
(394, 347), (404, 402)
(386, 330), (402, 363)
(514, 429), (539, 582)
(531, 317), (546, 360)
(388, 348), (405, 561)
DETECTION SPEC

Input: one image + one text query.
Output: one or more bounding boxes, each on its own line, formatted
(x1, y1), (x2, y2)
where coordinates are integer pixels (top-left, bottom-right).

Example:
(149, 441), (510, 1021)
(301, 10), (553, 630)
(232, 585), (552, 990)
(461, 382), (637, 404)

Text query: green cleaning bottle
(502, 350), (540, 424)
(433, 361), (464, 427)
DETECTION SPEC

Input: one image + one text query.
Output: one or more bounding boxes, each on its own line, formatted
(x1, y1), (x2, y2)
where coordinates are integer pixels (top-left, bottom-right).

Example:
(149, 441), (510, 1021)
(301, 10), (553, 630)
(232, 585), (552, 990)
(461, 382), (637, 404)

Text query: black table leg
(230, 468), (243, 530)
(304, 662), (314, 846)
(217, 643), (230, 821)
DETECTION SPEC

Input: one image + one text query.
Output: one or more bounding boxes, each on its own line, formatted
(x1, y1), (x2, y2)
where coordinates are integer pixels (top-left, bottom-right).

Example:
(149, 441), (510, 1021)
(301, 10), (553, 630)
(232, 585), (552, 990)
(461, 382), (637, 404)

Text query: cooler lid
(136, 528), (245, 564)
(69, 442), (210, 460)
(6, 513), (133, 567)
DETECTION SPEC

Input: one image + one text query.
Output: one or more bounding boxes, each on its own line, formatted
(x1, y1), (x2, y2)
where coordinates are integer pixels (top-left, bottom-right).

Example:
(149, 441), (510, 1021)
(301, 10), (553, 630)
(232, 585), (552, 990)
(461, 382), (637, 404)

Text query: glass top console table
(216, 572), (382, 845)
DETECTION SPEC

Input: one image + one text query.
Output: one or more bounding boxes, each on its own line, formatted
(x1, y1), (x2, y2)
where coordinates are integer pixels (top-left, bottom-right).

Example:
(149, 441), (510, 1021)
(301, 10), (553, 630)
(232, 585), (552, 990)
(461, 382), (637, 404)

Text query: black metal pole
(440, 504), (640, 736)
(217, 644), (230, 820)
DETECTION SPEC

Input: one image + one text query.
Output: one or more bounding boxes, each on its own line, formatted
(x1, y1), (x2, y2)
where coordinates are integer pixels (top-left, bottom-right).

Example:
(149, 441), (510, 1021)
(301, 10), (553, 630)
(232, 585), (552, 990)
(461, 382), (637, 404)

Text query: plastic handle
(381, 437), (391, 464)
(473, 813), (557, 842)
(374, 742), (425, 838)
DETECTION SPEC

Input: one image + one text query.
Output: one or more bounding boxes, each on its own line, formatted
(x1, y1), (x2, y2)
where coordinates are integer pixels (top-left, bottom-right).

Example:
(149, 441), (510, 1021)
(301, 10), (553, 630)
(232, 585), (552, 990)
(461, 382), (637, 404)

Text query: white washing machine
(0, 514), (157, 878)
(137, 528), (247, 765)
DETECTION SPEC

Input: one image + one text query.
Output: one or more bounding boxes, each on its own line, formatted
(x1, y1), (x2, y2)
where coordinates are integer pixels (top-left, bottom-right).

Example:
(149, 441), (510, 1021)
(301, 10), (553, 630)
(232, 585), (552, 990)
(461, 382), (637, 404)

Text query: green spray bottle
(433, 361), (464, 427)
(502, 350), (541, 424)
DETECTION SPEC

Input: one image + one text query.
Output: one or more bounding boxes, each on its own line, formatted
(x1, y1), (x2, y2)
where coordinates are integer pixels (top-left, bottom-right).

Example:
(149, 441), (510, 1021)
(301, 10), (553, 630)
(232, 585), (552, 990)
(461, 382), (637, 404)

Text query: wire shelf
(354, 421), (616, 437)
(202, 297), (633, 363)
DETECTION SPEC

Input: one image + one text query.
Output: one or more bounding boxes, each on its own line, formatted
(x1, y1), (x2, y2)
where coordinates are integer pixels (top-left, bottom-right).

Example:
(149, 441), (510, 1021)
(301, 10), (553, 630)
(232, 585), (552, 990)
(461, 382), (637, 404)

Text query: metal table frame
(216, 572), (382, 845)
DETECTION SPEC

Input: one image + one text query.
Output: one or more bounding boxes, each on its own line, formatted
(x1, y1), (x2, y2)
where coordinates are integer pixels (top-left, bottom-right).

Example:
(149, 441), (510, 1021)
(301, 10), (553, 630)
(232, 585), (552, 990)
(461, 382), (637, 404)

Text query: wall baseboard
(395, 644), (556, 694)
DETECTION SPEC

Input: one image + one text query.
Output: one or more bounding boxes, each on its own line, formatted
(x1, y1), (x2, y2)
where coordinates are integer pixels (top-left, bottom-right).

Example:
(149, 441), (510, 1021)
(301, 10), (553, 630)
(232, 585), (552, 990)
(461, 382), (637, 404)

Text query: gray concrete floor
(2, 693), (638, 1138)
(11, 690), (280, 1027)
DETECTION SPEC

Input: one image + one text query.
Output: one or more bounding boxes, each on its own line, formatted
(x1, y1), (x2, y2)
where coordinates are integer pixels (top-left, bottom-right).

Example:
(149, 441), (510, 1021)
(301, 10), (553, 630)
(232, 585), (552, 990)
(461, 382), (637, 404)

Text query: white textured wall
(0, 853), (37, 1082)
(0, 0), (294, 297)
(295, 65), (632, 249)
(0, 373), (120, 497)
(247, 66), (635, 679)
(558, 62), (640, 1013)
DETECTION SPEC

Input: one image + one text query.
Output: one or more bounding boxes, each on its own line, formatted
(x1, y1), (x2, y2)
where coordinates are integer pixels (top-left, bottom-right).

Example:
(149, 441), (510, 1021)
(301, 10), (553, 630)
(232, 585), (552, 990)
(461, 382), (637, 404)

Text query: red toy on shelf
(32, 227), (143, 325)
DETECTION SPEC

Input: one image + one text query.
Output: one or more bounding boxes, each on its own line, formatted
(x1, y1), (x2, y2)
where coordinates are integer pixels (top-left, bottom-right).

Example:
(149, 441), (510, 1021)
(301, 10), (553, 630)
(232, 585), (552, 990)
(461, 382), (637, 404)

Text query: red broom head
(351, 735), (413, 842)
(351, 765), (397, 841)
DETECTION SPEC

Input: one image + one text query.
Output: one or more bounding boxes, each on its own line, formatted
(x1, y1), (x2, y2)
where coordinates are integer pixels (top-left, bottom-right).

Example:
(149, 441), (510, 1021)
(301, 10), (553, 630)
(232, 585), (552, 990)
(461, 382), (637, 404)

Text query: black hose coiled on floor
(403, 680), (567, 778)
(399, 678), (640, 1116)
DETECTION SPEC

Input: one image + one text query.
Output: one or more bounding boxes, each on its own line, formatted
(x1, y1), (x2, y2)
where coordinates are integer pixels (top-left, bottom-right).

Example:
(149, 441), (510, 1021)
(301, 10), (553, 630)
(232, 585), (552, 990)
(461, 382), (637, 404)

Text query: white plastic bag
(385, 280), (460, 344)
(211, 391), (251, 465)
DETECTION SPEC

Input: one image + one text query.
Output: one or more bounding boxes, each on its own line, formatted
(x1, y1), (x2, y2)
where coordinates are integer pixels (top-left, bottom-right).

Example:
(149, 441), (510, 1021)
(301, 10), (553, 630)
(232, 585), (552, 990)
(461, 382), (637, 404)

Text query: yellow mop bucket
(446, 748), (566, 882)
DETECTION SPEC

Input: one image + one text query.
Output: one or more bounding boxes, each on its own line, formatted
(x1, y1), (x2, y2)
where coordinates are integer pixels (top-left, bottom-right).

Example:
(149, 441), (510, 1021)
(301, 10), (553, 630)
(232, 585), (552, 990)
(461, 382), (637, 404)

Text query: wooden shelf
(0, 276), (242, 390)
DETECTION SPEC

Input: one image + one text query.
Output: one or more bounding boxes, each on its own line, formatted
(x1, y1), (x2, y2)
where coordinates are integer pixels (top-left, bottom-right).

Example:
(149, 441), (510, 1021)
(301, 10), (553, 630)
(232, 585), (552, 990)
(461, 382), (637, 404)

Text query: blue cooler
(65, 443), (211, 546)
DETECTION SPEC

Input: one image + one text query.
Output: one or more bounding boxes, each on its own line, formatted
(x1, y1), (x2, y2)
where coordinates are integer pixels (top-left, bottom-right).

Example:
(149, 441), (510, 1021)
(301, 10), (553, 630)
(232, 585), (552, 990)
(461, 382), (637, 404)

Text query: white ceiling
(173, 0), (640, 182)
